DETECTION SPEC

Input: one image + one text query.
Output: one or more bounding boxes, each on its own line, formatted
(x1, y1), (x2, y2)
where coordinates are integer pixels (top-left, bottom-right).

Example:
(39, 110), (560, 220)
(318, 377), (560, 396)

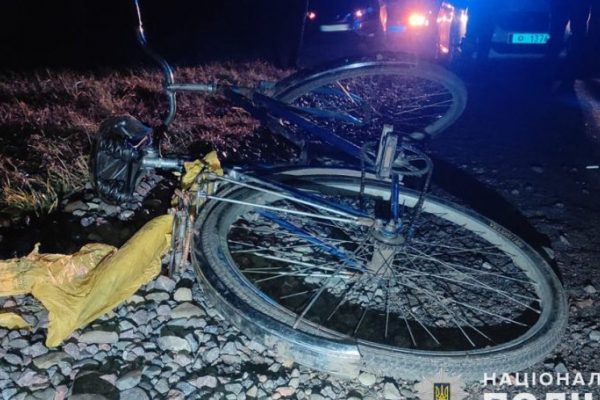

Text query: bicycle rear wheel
(193, 168), (567, 380)
(271, 56), (467, 143)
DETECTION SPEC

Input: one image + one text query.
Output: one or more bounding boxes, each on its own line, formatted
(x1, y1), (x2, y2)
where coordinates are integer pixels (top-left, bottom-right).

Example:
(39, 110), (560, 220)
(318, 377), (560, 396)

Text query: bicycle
(89, 0), (568, 381)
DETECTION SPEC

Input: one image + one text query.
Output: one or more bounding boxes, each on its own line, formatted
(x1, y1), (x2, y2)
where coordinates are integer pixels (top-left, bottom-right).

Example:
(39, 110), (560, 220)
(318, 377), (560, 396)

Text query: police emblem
(415, 370), (468, 400)
(434, 383), (450, 400)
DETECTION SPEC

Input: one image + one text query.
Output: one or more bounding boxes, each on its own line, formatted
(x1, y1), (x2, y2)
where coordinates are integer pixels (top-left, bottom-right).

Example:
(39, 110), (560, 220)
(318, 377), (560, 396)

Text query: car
(303, 0), (385, 40)
(461, 0), (567, 59)
(383, 0), (468, 61)
(303, 0), (468, 63)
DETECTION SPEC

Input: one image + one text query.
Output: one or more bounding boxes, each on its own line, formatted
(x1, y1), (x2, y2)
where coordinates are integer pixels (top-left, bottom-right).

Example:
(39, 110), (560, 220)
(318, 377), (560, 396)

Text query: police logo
(434, 383), (450, 400)
(415, 370), (468, 400)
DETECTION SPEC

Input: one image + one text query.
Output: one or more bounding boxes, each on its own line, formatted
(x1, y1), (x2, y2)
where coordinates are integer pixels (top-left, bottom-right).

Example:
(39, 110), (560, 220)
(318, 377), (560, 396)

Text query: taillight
(407, 13), (429, 27)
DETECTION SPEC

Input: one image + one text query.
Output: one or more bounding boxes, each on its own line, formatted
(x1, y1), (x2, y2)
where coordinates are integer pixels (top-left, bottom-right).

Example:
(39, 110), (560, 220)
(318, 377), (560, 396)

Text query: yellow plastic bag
(0, 312), (31, 330)
(0, 152), (222, 346)
(0, 214), (173, 346)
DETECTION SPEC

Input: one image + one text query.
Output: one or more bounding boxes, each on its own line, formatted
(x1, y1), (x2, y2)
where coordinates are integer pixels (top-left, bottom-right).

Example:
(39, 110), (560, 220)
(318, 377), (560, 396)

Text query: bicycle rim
(272, 59), (467, 142)
(193, 168), (567, 380)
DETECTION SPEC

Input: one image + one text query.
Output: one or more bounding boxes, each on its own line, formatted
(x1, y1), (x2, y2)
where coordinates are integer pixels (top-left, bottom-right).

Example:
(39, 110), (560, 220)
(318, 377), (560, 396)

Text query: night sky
(0, 0), (289, 69)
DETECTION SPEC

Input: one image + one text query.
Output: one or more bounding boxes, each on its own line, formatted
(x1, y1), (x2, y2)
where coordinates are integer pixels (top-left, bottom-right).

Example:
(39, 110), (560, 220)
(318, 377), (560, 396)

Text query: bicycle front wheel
(193, 168), (567, 380)
(271, 56), (467, 143)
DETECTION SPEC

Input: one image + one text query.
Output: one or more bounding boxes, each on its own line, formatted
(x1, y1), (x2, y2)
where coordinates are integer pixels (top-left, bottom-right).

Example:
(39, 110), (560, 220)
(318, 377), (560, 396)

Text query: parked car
(303, 0), (468, 62)
(461, 0), (567, 59)
(383, 0), (468, 61)
(303, 0), (385, 39)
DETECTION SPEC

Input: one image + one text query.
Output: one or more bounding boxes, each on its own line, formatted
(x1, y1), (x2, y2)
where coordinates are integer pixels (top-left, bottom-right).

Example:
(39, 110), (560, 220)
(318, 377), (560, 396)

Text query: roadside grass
(0, 61), (291, 219)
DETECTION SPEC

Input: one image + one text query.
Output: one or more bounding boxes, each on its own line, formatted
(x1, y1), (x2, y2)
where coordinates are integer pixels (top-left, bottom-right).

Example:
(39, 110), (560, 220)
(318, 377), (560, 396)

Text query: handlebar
(132, 0), (177, 127)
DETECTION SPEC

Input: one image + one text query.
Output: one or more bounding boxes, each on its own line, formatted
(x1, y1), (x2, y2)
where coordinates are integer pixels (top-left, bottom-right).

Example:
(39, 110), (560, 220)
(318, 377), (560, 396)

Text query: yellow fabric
(0, 214), (173, 346)
(175, 151), (223, 214)
(0, 243), (116, 296)
(0, 313), (31, 330)
(0, 153), (222, 346)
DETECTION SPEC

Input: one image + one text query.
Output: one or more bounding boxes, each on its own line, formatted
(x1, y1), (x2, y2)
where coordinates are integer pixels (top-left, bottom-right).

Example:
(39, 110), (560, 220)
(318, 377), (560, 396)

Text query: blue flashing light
(389, 25), (407, 33)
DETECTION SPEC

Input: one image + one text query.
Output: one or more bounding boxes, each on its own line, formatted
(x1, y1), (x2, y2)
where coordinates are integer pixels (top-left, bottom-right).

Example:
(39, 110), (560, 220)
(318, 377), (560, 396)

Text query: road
(429, 61), (600, 394)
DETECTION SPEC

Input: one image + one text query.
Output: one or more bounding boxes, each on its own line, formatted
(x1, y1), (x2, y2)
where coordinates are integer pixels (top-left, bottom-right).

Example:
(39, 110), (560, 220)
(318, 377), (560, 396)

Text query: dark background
(0, 0), (300, 69)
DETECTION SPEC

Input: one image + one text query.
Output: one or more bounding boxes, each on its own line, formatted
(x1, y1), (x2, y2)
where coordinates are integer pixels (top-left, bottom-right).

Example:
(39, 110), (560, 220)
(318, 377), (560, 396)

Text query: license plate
(320, 24), (351, 32)
(509, 33), (550, 44)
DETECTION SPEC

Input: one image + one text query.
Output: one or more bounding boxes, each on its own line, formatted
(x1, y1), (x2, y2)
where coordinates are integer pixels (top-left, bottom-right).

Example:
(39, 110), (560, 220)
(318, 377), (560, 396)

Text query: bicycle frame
(131, 0), (425, 170)
(131, 0), (432, 244)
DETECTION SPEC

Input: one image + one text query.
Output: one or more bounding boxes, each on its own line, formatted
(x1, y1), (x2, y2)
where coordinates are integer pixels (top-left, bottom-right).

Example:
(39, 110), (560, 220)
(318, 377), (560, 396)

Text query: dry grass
(0, 61), (292, 217)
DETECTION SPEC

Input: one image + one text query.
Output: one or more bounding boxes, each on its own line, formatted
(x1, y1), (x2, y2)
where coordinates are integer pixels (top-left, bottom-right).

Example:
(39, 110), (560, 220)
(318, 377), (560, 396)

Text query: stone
(99, 374), (117, 386)
(156, 378), (170, 394)
(203, 347), (220, 364)
(554, 362), (569, 374)
(276, 387), (296, 397)
(63, 342), (80, 358)
(383, 382), (403, 400)
(143, 365), (162, 378)
(120, 388), (149, 400)
(165, 390), (185, 400)
(171, 303), (205, 320)
(584, 285), (597, 294)
(126, 295), (145, 304)
(225, 383), (244, 395)
(154, 276), (176, 292)
(64, 200), (88, 213)
(174, 287), (193, 302)
(221, 354), (241, 365)
(116, 370), (143, 390)
(4, 353), (23, 365)
(132, 310), (148, 326)
(146, 292), (170, 302)
(2, 388), (18, 400)
(176, 382), (197, 396)
(221, 342), (238, 355)
(358, 372), (377, 386)
(156, 304), (172, 317)
(31, 387), (56, 399)
(589, 330), (600, 342)
(81, 217), (95, 227)
(16, 370), (49, 387)
(29, 343), (49, 358)
(157, 336), (191, 352)
(78, 331), (118, 344)
(73, 358), (100, 369)
(33, 352), (71, 369)
(173, 353), (193, 367)
(246, 385), (258, 398)
(8, 338), (29, 349)
(118, 210), (135, 221)
(99, 203), (119, 216)
(246, 340), (266, 353)
(195, 375), (218, 389)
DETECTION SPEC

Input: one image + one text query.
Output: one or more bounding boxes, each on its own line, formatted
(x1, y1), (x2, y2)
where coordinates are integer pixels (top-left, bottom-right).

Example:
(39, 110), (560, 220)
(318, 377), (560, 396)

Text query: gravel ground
(2, 74), (600, 399)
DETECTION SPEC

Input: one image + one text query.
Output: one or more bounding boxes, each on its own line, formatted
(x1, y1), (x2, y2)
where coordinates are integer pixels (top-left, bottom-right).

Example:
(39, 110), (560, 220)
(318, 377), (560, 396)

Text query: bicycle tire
(271, 55), (467, 141)
(192, 167), (567, 381)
